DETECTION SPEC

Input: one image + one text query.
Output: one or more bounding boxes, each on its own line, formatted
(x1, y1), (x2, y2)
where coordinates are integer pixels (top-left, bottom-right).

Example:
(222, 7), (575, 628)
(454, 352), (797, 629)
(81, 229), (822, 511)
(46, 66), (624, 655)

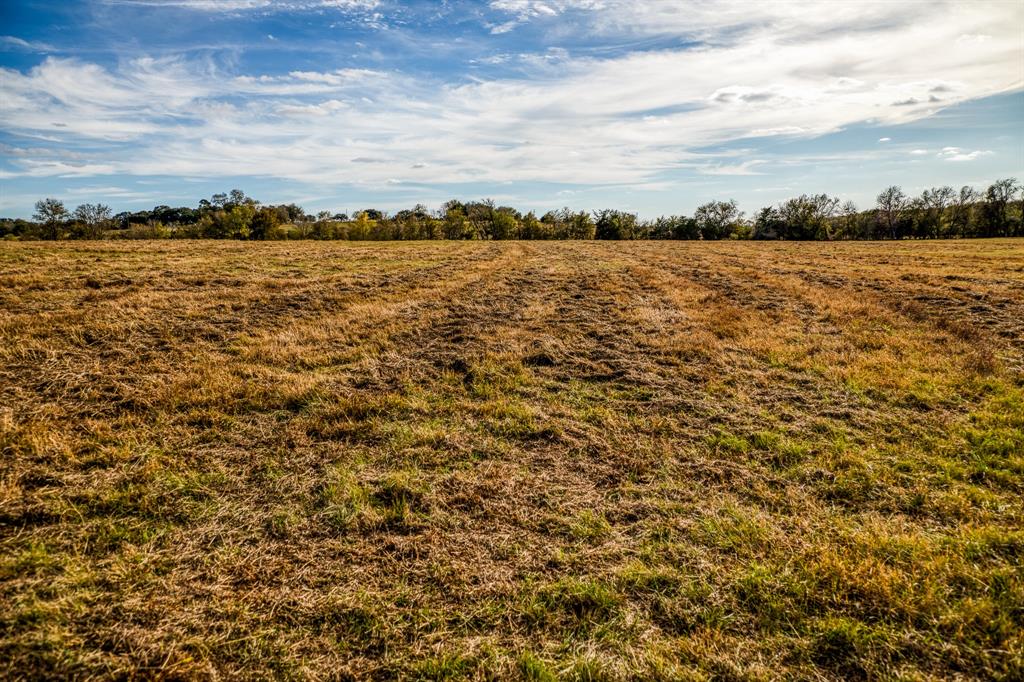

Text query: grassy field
(1, 239), (1022, 680)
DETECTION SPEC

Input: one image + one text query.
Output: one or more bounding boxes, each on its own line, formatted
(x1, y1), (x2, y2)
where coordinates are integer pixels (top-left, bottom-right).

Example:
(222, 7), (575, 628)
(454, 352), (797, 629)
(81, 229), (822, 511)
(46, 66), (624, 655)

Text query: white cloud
(64, 185), (152, 199)
(878, 137), (892, 142)
(106, 0), (380, 11)
(489, 0), (960, 42)
(1, 35), (56, 52)
(956, 33), (992, 45)
(276, 99), (348, 116)
(1, 1), (1021, 188)
(700, 160), (767, 176)
(488, 0), (606, 32)
(937, 147), (994, 162)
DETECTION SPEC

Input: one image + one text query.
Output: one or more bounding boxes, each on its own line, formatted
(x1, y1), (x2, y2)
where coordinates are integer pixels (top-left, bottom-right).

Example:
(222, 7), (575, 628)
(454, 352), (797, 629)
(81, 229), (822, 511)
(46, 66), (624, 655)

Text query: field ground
(1, 240), (1023, 680)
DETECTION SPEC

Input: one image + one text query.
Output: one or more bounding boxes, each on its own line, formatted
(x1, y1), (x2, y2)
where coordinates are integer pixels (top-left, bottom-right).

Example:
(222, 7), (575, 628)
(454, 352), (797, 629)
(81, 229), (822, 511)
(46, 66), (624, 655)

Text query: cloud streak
(938, 147), (994, 162)
(1, 0), (1021, 192)
(105, 0), (380, 11)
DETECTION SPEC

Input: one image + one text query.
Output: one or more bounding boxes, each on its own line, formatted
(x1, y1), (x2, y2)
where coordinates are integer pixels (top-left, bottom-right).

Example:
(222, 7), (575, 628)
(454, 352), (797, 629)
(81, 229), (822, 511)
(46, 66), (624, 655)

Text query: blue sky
(1, 0), (1022, 219)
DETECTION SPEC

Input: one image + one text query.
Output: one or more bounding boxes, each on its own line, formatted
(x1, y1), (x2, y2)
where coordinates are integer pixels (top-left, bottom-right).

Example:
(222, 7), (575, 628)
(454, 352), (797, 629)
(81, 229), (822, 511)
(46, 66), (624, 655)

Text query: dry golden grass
(1, 239), (1023, 680)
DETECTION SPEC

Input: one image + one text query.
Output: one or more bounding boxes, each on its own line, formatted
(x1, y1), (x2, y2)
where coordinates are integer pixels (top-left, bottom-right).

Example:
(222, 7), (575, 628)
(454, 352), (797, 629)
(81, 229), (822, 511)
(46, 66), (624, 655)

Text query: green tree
(917, 186), (955, 238)
(775, 194), (840, 240)
(594, 209), (638, 239)
(519, 212), (543, 239)
(981, 178), (1018, 237)
(33, 198), (69, 240)
(490, 209), (520, 240)
(876, 186), (909, 239)
(834, 201), (864, 239)
(566, 210), (596, 240)
(753, 206), (783, 240)
(693, 200), (744, 240)
(442, 201), (473, 239)
(72, 203), (113, 239)
(350, 211), (376, 240)
(250, 206), (282, 240)
(949, 186), (978, 237)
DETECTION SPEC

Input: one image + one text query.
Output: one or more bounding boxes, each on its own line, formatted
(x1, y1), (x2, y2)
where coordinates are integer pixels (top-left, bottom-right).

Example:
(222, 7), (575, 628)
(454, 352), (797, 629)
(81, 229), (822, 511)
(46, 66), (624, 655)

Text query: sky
(1, 0), (1022, 219)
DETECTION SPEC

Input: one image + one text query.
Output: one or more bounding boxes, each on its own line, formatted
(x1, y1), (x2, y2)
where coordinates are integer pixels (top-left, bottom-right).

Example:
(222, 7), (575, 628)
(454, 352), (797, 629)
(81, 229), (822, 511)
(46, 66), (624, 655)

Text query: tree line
(3, 179), (1022, 242)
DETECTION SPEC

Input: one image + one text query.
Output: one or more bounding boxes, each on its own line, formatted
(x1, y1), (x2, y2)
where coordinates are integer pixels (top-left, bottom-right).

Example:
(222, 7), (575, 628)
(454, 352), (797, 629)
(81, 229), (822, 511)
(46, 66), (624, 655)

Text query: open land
(1, 239), (1023, 680)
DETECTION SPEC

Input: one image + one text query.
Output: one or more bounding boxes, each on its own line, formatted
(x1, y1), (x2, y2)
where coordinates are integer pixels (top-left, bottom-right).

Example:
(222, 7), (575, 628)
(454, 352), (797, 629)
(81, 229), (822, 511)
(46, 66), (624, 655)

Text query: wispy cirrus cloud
(938, 147), (994, 162)
(104, 0), (380, 11)
(488, 0), (930, 40)
(0, 0), (1021, 214)
(699, 160), (767, 176)
(487, 0), (606, 33)
(1, 35), (57, 52)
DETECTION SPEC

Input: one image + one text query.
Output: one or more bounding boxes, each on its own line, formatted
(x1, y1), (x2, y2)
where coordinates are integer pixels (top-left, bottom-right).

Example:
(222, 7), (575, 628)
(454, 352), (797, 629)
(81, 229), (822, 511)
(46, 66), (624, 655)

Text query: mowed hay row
(1, 239), (1022, 680)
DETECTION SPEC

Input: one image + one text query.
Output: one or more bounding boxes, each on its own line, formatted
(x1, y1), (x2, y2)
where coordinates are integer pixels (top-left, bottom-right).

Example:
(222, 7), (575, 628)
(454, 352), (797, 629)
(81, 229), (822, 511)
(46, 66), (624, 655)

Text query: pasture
(2, 240), (1022, 679)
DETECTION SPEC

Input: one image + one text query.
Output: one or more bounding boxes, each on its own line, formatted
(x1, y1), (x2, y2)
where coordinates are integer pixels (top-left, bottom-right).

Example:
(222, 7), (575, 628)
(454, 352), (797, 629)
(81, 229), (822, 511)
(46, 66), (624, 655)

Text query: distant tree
(567, 210), (596, 240)
(981, 178), (1018, 237)
(667, 215), (700, 240)
(594, 209), (638, 240)
(442, 201), (473, 239)
(753, 206), (783, 240)
(733, 221), (754, 240)
(442, 200), (465, 216)
(310, 218), (342, 240)
(393, 204), (430, 228)
(1017, 181), (1024, 237)
(350, 211), (376, 240)
(198, 204), (256, 239)
(773, 194), (840, 240)
(917, 186), (955, 238)
(33, 198), (69, 240)
(947, 186), (978, 237)
(14, 179), (1022, 242)
(693, 200), (743, 240)
(392, 209), (418, 239)
(650, 215), (696, 240)
(72, 203), (113, 239)
(541, 208), (597, 240)
(876, 186), (909, 239)
(519, 211), (544, 239)
(424, 218), (445, 240)
(490, 210), (520, 240)
(834, 200), (864, 239)
(0, 218), (37, 239)
(111, 211), (132, 230)
(197, 214), (217, 238)
(459, 200), (495, 238)
(649, 216), (674, 240)
(250, 206), (282, 240)
(276, 203), (304, 222)
(148, 205), (197, 226)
